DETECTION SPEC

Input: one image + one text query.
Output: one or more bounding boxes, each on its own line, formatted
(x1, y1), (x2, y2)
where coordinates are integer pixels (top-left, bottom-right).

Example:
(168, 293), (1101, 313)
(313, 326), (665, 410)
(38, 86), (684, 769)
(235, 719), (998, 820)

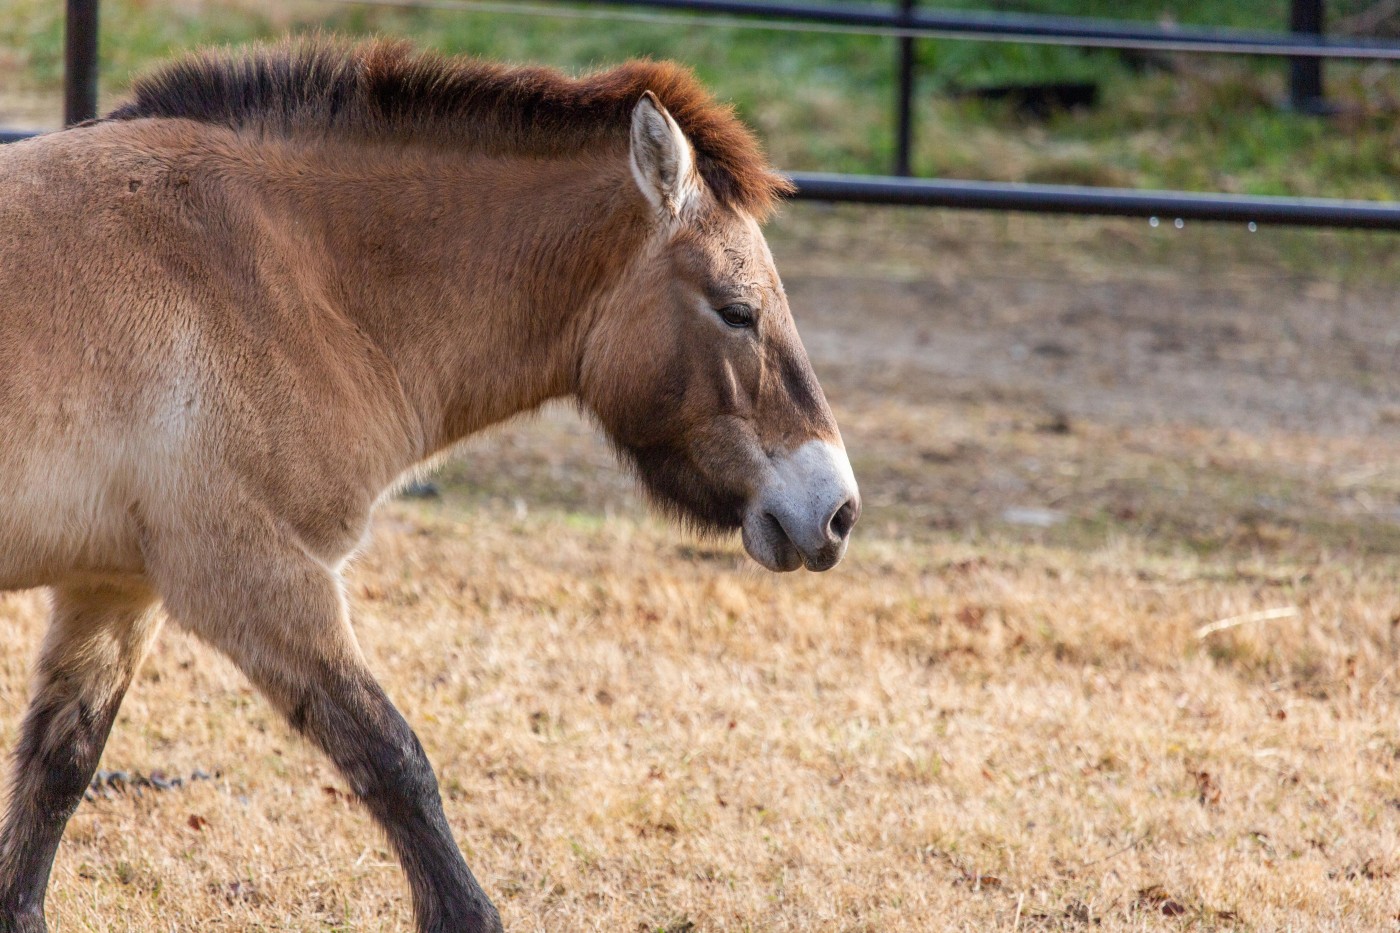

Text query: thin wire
(312, 0), (1400, 60)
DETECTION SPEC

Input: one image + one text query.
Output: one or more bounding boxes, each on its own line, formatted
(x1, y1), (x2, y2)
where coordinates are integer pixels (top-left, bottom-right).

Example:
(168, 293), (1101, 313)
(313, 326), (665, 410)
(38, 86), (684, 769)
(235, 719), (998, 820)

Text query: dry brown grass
(5, 209), (1400, 931)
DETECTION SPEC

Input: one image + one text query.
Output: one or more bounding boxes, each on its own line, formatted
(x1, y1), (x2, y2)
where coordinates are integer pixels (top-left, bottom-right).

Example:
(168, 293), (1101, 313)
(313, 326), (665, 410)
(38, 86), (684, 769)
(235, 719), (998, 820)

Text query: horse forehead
(691, 212), (781, 292)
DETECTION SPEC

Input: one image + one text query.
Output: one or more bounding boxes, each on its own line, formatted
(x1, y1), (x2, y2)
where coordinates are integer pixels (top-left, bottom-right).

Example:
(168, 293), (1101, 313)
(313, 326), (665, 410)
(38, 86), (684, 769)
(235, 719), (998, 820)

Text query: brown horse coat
(0, 39), (857, 932)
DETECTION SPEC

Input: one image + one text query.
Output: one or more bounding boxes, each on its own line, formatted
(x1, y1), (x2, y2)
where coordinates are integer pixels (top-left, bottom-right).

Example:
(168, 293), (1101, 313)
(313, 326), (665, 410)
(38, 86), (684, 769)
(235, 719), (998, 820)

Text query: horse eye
(717, 303), (754, 329)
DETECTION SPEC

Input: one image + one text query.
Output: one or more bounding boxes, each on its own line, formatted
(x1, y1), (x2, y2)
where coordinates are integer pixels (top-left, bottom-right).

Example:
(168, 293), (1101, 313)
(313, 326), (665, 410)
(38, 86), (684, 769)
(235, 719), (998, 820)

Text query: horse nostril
(828, 497), (859, 542)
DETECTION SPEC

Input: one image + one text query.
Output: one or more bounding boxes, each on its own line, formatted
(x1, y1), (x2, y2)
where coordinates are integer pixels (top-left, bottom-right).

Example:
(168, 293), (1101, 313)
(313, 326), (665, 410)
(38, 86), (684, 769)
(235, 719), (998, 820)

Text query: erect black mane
(108, 37), (792, 216)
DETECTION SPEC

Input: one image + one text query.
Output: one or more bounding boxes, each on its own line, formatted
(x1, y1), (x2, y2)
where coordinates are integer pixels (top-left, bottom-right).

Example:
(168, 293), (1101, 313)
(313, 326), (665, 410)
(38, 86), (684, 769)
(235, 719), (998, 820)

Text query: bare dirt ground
(4, 207), (1400, 931)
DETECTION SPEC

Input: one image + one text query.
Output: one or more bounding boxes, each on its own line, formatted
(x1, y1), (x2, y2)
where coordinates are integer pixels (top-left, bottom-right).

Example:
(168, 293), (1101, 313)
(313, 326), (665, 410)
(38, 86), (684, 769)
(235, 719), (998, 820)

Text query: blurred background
(9, 0), (1398, 549)
(6, 0), (1400, 195)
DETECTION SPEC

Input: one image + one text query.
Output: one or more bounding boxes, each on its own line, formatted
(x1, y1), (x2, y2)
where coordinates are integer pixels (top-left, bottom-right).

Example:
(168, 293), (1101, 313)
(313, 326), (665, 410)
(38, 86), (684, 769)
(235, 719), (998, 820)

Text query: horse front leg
(0, 582), (162, 933)
(283, 659), (501, 933)
(153, 536), (502, 933)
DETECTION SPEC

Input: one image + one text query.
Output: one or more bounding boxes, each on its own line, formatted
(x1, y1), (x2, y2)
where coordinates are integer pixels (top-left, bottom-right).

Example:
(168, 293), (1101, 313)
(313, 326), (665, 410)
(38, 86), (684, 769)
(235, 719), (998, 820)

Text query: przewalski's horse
(0, 39), (859, 932)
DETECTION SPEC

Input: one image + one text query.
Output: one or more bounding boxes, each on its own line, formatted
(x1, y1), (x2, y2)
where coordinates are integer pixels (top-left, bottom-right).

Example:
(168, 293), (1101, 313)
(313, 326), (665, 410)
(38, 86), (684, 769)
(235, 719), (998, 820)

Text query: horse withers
(0, 39), (858, 932)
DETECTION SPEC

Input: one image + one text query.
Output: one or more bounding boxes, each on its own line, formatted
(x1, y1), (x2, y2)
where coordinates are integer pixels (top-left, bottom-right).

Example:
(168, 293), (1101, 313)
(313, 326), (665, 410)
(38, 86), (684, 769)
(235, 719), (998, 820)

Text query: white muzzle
(742, 440), (860, 572)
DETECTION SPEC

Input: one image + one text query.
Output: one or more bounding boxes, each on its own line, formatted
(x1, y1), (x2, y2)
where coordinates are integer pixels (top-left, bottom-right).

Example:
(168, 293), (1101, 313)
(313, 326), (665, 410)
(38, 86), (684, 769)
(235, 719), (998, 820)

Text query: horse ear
(629, 91), (697, 217)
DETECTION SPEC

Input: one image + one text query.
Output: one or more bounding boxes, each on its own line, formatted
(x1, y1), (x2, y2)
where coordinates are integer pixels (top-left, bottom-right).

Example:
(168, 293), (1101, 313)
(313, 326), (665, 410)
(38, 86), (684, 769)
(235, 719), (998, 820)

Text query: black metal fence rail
(788, 173), (1400, 230)
(12, 0), (1400, 231)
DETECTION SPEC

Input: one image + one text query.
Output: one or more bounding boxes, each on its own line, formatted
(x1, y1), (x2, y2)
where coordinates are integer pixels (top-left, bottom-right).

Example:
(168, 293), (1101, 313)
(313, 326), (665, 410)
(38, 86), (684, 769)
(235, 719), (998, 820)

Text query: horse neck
(244, 137), (650, 456)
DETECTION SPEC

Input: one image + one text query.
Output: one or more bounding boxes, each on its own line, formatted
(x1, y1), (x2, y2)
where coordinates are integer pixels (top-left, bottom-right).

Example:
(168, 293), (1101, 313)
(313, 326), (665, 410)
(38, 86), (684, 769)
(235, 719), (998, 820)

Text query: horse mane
(106, 37), (793, 217)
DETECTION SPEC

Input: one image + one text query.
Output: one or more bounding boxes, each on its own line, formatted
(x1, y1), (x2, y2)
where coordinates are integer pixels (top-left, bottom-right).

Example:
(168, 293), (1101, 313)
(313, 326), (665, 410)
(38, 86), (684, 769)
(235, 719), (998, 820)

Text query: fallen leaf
(1135, 885), (1189, 917)
(1193, 770), (1222, 807)
(956, 605), (987, 630)
(953, 869), (1002, 890)
(322, 785), (353, 804)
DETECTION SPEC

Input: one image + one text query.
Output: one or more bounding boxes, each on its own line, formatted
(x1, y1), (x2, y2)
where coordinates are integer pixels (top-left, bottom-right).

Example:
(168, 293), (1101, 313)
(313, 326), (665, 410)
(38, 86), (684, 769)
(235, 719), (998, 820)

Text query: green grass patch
(3, 0), (1398, 197)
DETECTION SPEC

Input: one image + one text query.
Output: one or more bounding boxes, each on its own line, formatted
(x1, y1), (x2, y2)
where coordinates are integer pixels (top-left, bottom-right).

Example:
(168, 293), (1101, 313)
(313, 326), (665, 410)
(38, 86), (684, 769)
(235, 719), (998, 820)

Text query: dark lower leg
(0, 688), (121, 924)
(157, 540), (501, 933)
(0, 585), (158, 930)
(277, 664), (501, 933)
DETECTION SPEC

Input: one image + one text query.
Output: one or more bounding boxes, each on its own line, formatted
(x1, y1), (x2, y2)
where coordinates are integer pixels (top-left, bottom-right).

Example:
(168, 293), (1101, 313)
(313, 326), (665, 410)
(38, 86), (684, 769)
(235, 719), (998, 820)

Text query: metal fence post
(1289, 0), (1326, 113)
(64, 0), (100, 126)
(893, 0), (916, 176)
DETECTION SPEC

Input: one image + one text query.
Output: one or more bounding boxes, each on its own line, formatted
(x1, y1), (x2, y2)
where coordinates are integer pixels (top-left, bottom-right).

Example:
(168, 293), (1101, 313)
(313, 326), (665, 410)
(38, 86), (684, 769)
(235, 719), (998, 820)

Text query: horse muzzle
(741, 440), (860, 572)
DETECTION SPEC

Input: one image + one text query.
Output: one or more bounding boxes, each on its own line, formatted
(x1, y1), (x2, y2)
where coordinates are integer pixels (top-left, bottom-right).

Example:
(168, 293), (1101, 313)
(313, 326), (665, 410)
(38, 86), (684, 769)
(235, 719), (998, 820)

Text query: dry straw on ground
(4, 208), (1400, 931)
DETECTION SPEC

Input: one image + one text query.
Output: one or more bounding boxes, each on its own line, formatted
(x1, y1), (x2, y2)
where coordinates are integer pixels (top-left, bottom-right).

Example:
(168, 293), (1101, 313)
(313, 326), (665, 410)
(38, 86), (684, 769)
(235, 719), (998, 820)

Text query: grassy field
(4, 0), (1400, 195)
(3, 204), (1400, 930)
(5, 2), (1400, 930)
